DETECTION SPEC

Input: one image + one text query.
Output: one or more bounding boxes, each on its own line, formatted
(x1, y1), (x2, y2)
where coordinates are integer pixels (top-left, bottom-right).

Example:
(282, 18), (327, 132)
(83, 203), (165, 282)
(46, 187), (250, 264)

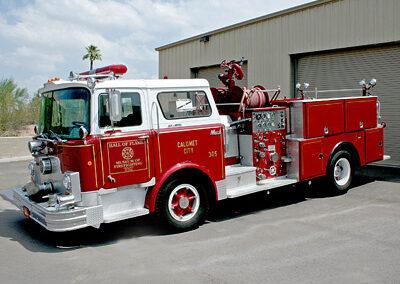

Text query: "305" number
(208, 150), (218, 158)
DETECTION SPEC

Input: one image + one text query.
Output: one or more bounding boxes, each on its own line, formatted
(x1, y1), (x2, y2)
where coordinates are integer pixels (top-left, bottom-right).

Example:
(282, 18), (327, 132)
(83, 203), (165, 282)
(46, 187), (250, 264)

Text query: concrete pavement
(0, 137), (32, 162)
(0, 161), (399, 283)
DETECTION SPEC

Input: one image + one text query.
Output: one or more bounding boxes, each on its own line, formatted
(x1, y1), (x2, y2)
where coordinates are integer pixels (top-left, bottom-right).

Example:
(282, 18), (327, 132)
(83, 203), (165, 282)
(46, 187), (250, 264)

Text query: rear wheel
(327, 150), (354, 194)
(156, 179), (208, 231)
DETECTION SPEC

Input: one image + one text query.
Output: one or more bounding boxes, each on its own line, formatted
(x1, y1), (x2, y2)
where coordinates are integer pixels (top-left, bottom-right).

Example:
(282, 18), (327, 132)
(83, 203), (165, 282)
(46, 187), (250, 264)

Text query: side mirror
(109, 89), (122, 122)
(79, 126), (88, 140)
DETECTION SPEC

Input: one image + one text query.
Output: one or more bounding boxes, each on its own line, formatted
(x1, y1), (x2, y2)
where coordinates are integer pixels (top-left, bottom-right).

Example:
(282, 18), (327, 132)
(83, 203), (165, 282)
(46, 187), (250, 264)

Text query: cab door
(153, 89), (225, 181)
(98, 90), (154, 189)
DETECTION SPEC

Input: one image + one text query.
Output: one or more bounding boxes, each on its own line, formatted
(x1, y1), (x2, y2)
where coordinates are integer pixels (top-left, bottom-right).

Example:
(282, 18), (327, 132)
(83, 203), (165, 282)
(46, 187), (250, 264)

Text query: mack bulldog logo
(107, 140), (147, 174)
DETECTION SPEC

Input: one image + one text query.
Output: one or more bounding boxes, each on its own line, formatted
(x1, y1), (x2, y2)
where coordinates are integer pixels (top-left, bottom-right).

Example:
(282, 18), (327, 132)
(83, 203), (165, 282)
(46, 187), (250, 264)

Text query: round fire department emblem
(121, 147), (134, 160)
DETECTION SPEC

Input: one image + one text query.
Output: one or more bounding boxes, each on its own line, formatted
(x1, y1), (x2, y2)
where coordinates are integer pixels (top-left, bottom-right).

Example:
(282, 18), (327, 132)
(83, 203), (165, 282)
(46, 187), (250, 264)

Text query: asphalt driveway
(0, 161), (399, 283)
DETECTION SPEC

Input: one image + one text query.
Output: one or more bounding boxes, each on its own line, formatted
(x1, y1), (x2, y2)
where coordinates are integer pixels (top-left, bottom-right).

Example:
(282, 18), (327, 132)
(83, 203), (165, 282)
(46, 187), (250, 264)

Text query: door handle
(138, 135), (149, 139)
(104, 129), (122, 135)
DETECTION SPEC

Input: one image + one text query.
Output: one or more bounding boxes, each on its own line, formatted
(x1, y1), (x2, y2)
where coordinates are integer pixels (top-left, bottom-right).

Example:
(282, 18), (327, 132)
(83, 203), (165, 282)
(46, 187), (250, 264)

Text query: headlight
(28, 140), (44, 154)
(63, 174), (72, 191)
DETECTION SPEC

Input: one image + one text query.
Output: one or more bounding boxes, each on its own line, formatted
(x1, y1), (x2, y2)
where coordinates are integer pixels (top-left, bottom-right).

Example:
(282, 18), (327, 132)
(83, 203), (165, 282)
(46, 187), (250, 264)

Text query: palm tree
(82, 45), (102, 70)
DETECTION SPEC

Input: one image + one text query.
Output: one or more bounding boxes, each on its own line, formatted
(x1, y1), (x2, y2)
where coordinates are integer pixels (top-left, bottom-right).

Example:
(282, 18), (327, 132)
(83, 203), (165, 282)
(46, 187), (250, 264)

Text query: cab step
(226, 175), (298, 198)
(103, 208), (149, 223)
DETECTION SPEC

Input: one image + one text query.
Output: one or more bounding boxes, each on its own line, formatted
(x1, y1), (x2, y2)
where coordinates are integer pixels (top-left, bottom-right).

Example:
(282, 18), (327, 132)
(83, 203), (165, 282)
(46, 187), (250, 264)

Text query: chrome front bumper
(13, 188), (103, 232)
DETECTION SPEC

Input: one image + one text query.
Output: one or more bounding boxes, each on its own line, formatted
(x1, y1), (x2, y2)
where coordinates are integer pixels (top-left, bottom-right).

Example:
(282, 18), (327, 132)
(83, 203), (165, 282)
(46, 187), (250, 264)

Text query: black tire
(327, 150), (354, 194)
(155, 178), (209, 231)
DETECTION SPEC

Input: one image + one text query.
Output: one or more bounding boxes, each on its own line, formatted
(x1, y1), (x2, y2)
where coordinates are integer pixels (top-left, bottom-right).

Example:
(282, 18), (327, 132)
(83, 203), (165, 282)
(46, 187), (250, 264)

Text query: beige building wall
(157, 0), (400, 96)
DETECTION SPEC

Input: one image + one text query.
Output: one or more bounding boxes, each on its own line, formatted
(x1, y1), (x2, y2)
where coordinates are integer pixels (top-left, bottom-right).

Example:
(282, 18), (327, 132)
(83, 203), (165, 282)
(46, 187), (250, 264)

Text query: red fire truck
(12, 61), (388, 232)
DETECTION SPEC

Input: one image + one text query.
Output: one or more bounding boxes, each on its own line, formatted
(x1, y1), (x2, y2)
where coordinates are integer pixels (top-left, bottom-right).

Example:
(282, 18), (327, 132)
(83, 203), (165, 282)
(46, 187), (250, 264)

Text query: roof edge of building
(155, 0), (335, 51)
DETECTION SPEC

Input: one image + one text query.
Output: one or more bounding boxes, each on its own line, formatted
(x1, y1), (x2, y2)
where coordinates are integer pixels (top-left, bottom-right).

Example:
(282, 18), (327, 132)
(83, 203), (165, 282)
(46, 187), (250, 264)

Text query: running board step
(226, 165), (256, 176)
(104, 208), (149, 223)
(226, 177), (298, 198)
(225, 165), (257, 192)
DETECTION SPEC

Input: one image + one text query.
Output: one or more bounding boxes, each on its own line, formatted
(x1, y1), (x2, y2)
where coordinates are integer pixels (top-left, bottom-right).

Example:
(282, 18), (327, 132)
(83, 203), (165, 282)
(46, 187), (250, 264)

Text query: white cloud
(0, 0), (311, 94)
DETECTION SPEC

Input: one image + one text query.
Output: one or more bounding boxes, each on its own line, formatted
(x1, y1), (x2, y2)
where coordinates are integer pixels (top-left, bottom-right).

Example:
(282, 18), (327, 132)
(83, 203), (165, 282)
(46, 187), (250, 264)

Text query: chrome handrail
(151, 101), (160, 134)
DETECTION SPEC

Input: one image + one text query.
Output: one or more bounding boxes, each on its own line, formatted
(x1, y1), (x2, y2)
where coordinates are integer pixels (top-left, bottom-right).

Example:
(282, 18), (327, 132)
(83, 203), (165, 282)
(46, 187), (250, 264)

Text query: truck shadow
(0, 172), (383, 253)
(0, 208), (166, 253)
(209, 173), (376, 222)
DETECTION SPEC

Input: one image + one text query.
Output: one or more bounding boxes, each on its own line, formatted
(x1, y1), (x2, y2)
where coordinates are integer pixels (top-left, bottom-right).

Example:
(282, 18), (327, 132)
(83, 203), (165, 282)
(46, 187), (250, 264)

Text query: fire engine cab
(12, 62), (388, 232)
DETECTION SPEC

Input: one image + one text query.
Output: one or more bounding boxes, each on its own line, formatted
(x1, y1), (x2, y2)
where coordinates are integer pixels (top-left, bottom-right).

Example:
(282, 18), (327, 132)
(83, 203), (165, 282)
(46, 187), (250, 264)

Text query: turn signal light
(47, 77), (60, 83)
(22, 206), (30, 218)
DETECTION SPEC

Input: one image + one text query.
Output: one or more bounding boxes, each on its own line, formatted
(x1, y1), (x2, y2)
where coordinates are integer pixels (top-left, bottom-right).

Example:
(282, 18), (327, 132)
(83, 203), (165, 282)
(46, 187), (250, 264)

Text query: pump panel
(251, 107), (287, 180)
(252, 109), (286, 132)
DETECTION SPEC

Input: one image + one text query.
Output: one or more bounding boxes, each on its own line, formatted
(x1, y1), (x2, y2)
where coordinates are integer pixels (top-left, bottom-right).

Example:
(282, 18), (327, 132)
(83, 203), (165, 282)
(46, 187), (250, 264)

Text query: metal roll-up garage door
(192, 62), (248, 89)
(295, 45), (400, 167)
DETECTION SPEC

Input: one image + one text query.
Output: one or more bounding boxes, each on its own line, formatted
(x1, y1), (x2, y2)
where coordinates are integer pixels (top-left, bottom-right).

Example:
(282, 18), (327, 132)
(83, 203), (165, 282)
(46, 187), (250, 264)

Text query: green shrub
(0, 79), (39, 136)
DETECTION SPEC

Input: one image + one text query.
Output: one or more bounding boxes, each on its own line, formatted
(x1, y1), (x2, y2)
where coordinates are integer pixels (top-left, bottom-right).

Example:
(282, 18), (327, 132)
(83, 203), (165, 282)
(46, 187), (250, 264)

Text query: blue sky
(0, 0), (311, 94)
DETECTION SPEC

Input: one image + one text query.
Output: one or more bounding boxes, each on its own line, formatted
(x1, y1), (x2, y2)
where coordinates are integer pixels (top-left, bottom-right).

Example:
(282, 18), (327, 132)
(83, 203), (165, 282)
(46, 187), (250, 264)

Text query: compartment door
(300, 139), (324, 180)
(345, 97), (377, 132)
(304, 100), (344, 138)
(365, 127), (384, 163)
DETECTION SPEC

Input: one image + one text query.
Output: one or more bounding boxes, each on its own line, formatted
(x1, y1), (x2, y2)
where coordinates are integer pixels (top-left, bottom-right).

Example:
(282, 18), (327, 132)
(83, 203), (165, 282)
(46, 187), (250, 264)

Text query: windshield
(38, 87), (90, 139)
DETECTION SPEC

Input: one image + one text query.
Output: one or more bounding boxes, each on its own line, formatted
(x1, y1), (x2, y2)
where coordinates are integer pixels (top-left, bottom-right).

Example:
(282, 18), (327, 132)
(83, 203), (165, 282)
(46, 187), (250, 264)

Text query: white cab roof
(96, 79), (210, 89)
(39, 80), (88, 93)
(40, 78), (210, 93)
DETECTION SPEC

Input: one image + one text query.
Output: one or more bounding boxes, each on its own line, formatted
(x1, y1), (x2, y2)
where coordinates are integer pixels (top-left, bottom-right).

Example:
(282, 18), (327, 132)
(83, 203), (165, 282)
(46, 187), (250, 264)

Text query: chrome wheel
(168, 184), (200, 222)
(334, 157), (351, 187)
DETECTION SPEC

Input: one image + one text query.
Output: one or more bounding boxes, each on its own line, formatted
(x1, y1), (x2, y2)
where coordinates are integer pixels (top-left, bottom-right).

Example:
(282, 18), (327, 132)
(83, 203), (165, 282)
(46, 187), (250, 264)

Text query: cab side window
(157, 91), (211, 120)
(99, 92), (142, 128)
